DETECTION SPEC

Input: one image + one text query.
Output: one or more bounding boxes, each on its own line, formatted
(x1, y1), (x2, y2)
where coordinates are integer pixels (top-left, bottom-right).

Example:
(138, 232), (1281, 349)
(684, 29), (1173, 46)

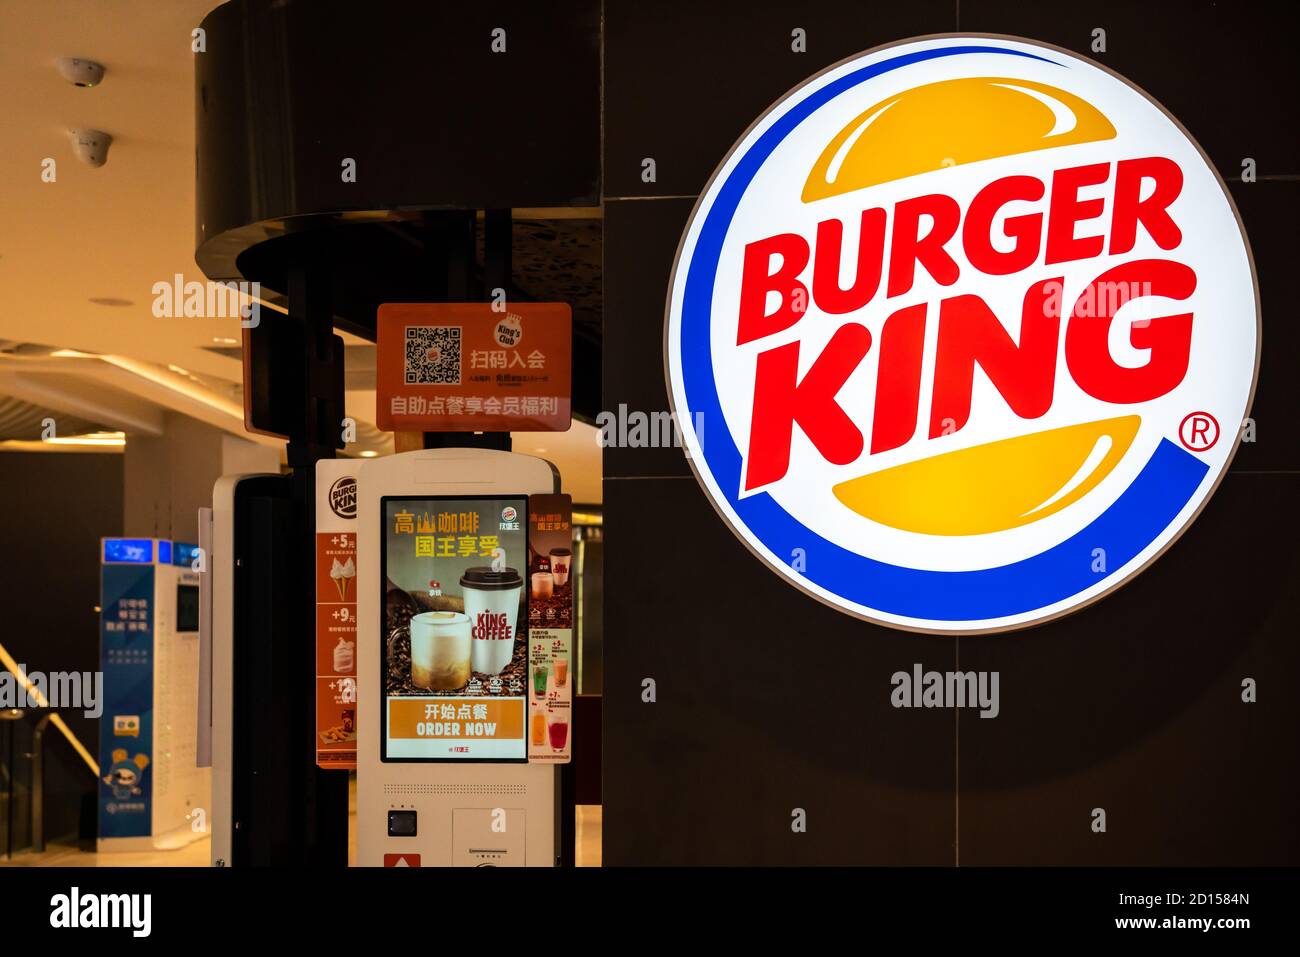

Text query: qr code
(404, 326), (461, 385)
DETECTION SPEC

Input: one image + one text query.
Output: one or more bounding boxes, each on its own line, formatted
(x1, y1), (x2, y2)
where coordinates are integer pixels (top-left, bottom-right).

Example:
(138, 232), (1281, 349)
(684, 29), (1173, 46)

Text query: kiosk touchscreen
(357, 449), (561, 867)
(380, 493), (530, 762)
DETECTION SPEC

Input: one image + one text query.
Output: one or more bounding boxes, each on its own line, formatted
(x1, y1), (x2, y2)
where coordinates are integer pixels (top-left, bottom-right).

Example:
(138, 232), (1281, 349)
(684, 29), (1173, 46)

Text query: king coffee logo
(473, 611), (513, 641)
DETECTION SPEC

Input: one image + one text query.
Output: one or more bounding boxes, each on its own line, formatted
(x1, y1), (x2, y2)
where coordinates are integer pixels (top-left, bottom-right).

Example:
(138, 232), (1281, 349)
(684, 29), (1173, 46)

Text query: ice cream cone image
(330, 557), (355, 601)
(340, 557), (355, 600)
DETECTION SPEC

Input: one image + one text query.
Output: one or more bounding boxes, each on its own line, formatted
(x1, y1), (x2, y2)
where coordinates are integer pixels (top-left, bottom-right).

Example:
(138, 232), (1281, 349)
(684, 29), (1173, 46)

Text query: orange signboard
(376, 302), (571, 432)
(387, 698), (525, 741)
(315, 462), (358, 769)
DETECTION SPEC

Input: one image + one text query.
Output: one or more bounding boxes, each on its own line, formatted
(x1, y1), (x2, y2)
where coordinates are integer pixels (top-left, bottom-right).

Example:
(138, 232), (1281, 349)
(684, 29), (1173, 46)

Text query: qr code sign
(405, 326), (462, 385)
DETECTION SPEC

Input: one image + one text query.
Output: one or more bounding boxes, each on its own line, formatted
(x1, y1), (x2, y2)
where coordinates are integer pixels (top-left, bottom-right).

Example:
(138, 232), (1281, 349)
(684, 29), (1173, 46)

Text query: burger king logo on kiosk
(665, 35), (1259, 634)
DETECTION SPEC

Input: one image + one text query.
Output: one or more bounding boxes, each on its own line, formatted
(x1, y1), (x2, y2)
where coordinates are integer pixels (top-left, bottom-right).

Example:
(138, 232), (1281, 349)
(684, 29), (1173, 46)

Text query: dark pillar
(284, 255), (349, 866)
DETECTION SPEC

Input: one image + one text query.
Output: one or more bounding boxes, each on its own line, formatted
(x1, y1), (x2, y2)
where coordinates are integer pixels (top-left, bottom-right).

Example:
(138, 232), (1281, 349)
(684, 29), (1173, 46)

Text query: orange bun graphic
(832, 416), (1140, 536)
(802, 76), (1116, 202)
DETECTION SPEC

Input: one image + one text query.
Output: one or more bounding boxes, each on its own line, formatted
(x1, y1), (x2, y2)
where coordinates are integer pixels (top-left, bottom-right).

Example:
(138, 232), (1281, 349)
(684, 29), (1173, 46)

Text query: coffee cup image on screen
(548, 547), (571, 587)
(461, 567), (523, 674)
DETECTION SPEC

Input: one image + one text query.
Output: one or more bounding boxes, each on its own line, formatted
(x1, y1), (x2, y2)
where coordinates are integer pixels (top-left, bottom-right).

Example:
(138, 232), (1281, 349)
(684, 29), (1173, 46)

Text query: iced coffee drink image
(409, 611), (472, 690)
(548, 547), (571, 587)
(531, 571), (554, 599)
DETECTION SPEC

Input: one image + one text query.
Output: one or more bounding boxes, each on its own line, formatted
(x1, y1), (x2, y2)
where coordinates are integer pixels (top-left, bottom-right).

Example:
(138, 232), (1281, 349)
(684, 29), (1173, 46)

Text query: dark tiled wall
(601, 0), (1300, 864)
(0, 451), (124, 842)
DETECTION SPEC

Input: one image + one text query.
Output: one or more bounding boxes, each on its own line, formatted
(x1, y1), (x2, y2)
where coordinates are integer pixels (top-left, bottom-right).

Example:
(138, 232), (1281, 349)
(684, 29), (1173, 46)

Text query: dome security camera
(56, 57), (105, 87)
(68, 128), (113, 167)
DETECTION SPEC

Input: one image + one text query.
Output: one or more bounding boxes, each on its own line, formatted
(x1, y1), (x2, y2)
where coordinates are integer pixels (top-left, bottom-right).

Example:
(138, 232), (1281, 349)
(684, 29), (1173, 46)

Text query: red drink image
(548, 720), (568, 750)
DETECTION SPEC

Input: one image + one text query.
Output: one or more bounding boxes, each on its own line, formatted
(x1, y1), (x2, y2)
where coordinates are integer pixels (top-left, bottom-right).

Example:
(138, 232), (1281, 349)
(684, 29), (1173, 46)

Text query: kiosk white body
(356, 448), (561, 867)
(207, 476), (250, 866)
(206, 473), (282, 867)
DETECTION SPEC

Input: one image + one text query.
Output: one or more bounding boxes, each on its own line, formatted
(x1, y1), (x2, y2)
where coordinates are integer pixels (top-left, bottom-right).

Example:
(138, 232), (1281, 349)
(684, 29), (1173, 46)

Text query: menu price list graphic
(316, 531), (357, 767)
(316, 461), (359, 769)
(528, 628), (571, 761)
(527, 493), (573, 763)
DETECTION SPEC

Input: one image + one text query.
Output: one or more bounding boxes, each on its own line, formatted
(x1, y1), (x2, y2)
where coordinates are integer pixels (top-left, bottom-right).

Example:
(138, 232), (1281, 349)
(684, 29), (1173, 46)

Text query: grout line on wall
(598, 0), (606, 210)
(955, 635), (960, 867)
(604, 194), (698, 201)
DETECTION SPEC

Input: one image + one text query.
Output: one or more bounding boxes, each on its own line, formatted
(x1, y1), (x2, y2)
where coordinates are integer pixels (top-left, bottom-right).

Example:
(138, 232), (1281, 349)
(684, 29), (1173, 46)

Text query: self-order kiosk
(356, 448), (561, 867)
(208, 449), (564, 866)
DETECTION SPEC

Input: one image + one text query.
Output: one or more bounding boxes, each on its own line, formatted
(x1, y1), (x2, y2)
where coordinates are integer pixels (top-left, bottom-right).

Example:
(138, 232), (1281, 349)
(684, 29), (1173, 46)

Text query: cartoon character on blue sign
(103, 749), (149, 799)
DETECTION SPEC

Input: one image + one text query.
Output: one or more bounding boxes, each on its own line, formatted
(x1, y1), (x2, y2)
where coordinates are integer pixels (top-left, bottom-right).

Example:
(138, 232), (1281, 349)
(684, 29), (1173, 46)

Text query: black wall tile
(601, 198), (696, 478)
(960, 0), (1300, 179)
(1225, 181), (1300, 471)
(956, 472), (1300, 865)
(604, 0), (957, 198)
(602, 476), (958, 865)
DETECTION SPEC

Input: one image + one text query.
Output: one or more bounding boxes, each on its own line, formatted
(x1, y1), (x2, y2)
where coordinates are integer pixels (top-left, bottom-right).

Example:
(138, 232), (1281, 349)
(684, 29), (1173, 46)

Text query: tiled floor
(2, 801), (603, 867)
(0, 836), (211, 868)
(576, 805), (602, 867)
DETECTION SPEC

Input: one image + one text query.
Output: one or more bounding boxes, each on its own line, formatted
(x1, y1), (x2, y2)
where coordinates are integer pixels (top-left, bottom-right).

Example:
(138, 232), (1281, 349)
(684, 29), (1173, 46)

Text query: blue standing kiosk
(98, 538), (209, 851)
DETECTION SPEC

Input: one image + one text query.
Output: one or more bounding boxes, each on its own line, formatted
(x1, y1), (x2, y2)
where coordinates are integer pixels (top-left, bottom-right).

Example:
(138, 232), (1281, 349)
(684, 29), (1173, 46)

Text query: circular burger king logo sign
(665, 35), (1259, 633)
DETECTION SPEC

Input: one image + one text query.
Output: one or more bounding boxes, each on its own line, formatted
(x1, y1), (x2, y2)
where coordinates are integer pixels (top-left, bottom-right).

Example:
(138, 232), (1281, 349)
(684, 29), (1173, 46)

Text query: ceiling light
(50, 349), (98, 358)
(359, 450), (379, 458)
(212, 336), (239, 346)
(167, 364), (190, 376)
(44, 431), (126, 447)
(100, 355), (244, 421)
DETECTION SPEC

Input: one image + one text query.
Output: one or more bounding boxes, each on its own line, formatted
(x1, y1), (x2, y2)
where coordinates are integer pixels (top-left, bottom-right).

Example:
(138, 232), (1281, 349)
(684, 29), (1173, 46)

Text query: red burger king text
(739, 156), (1194, 491)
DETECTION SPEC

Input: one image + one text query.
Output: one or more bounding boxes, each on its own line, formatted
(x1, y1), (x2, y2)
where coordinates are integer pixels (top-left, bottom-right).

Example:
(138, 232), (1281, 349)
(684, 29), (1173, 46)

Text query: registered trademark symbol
(1179, 411), (1219, 451)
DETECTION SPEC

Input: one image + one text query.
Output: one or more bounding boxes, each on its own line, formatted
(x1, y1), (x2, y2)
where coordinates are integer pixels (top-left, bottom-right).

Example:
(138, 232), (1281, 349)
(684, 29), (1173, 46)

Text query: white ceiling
(0, 0), (602, 503)
(0, 0), (241, 382)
